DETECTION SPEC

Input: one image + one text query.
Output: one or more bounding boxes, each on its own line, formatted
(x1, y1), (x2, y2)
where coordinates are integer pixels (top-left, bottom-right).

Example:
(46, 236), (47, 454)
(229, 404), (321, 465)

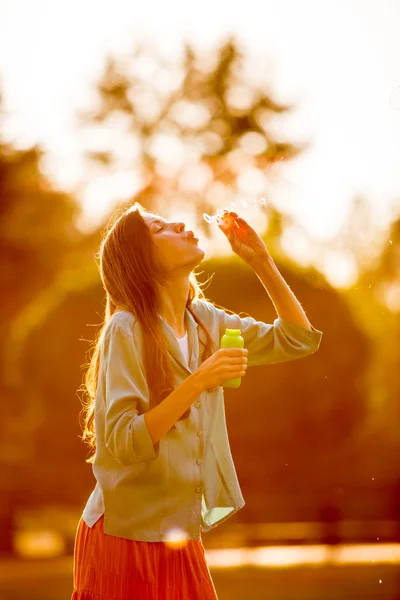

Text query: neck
(158, 277), (190, 335)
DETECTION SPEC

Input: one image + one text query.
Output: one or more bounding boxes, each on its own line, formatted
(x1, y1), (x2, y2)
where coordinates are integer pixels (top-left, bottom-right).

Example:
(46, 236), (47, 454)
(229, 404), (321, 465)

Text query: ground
(0, 556), (399, 599)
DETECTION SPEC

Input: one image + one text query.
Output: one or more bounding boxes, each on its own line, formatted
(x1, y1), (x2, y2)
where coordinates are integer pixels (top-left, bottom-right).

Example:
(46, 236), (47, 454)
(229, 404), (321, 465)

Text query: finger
(220, 213), (236, 225)
(231, 367), (247, 375)
(233, 216), (247, 225)
(226, 366), (247, 374)
(227, 229), (236, 244)
(218, 219), (231, 231)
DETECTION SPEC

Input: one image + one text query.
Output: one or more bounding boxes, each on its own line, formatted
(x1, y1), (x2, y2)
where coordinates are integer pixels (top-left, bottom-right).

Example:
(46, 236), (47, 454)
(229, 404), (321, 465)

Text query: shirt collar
(159, 306), (199, 374)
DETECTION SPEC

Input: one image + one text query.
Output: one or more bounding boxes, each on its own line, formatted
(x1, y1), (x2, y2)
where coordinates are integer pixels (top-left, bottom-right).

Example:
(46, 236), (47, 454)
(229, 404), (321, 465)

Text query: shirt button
(196, 459), (202, 465)
(194, 402), (200, 408)
(195, 486), (202, 493)
(197, 431), (202, 437)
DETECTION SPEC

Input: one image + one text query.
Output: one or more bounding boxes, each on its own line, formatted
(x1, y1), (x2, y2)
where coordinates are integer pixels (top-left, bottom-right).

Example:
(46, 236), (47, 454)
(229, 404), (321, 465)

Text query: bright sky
(0, 0), (399, 287)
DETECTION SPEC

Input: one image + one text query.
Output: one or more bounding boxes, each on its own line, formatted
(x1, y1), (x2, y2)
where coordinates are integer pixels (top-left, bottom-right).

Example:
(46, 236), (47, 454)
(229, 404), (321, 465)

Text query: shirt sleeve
(209, 302), (323, 366)
(102, 317), (159, 466)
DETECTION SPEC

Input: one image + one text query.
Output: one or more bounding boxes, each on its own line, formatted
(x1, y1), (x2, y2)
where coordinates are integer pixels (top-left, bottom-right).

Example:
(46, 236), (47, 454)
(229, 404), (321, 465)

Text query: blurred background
(1, 0), (400, 598)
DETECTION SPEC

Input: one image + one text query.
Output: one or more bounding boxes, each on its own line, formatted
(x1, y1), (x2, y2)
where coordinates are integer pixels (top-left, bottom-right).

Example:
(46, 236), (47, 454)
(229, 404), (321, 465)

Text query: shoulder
(110, 310), (136, 326)
(191, 298), (234, 322)
(103, 310), (138, 341)
(191, 298), (215, 317)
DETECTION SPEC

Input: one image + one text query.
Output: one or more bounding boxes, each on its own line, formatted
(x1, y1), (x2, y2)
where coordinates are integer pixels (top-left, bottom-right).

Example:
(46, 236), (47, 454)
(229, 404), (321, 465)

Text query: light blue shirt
(82, 299), (323, 541)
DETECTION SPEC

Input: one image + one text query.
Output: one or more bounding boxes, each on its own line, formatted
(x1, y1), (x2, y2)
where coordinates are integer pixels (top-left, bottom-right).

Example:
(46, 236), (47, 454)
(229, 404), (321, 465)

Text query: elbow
(105, 414), (160, 466)
(277, 318), (323, 353)
(303, 345), (319, 357)
(106, 438), (160, 466)
(109, 447), (159, 467)
(301, 337), (323, 358)
(279, 338), (323, 362)
(290, 333), (323, 359)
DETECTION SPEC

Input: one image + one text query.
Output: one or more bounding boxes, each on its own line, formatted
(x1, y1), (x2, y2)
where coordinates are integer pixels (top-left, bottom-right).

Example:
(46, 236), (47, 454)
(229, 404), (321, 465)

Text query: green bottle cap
(225, 329), (241, 335)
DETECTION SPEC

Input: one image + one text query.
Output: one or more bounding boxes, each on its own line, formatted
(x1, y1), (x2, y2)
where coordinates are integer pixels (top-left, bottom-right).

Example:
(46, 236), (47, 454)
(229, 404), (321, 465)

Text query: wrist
(188, 371), (206, 396)
(249, 253), (275, 273)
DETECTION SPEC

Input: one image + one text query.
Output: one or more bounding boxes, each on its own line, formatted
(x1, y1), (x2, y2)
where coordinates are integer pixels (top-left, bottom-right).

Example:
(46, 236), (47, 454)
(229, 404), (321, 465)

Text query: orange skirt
(71, 514), (219, 600)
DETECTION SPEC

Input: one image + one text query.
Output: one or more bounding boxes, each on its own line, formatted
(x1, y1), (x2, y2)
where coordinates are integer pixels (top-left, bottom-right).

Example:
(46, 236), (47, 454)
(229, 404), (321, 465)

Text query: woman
(72, 202), (323, 599)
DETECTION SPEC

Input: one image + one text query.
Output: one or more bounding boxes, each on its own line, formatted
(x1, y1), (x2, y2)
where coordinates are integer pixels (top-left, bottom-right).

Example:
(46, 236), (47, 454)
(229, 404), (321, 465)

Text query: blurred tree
(349, 214), (400, 445)
(79, 36), (308, 245)
(0, 98), (97, 550)
(320, 194), (400, 512)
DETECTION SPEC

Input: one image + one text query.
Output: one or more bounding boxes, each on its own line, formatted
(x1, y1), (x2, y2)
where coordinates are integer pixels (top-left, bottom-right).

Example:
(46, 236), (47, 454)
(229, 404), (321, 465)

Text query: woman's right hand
(194, 348), (248, 390)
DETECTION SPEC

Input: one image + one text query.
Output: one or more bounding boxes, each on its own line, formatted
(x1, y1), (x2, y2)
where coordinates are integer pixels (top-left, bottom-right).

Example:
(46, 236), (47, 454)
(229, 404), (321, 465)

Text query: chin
(193, 247), (205, 264)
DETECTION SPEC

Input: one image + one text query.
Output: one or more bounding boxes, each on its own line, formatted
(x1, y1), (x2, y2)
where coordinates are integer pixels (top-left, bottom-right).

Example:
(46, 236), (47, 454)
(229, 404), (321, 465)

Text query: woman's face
(143, 213), (205, 273)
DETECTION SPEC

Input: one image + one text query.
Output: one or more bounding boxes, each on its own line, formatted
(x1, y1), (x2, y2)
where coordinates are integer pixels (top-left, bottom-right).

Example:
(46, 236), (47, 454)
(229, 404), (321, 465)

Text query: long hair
(78, 202), (217, 464)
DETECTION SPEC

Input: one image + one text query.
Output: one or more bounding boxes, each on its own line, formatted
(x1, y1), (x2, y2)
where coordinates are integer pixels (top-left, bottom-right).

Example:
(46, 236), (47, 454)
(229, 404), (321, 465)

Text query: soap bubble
(203, 193), (268, 224)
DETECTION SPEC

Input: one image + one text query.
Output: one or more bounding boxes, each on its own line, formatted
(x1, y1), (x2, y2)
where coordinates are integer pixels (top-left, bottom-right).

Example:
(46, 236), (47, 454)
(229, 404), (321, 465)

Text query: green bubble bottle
(220, 328), (244, 388)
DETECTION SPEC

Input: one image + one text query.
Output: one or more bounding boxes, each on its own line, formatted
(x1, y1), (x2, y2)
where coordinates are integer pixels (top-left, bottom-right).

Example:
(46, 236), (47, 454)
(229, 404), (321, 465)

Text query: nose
(175, 222), (185, 233)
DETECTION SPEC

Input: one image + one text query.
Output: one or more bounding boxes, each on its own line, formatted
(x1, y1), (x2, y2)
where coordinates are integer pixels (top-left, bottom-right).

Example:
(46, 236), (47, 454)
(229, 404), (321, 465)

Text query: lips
(186, 231), (198, 241)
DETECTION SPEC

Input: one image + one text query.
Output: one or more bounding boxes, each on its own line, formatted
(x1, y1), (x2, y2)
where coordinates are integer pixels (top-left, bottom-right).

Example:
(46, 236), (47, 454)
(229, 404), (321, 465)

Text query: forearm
(144, 371), (205, 446)
(250, 254), (313, 331)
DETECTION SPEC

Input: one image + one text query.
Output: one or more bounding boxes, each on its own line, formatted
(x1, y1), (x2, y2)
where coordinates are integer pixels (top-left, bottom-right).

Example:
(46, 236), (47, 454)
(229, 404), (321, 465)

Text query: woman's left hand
(217, 211), (270, 266)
